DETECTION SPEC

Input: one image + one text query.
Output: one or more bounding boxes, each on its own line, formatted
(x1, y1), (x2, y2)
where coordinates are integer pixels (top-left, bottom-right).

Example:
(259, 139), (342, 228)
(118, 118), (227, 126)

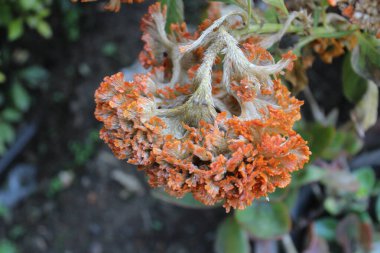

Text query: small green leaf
(11, 83), (31, 112)
(344, 131), (363, 155)
(0, 72), (6, 83)
(324, 197), (345, 215)
(160, 0), (184, 33)
(1, 107), (23, 123)
(36, 20), (52, 39)
(235, 202), (291, 240)
(294, 165), (326, 186)
(102, 42), (118, 57)
(351, 33), (380, 85)
(19, 65), (49, 88)
(215, 217), (250, 253)
(299, 123), (335, 160)
(353, 167), (375, 198)
(352, 81), (378, 132)
(0, 204), (10, 219)
(263, 0), (288, 15)
(342, 53), (368, 103)
(0, 122), (15, 144)
(8, 19), (23, 41)
(0, 240), (18, 253)
(314, 218), (338, 241)
(151, 189), (220, 209)
(263, 7), (279, 23)
(321, 130), (363, 159)
(20, 0), (37, 10)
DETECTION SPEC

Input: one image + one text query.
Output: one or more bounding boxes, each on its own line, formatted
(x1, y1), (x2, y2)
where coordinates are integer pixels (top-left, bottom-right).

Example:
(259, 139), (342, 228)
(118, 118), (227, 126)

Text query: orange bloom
(95, 3), (311, 212)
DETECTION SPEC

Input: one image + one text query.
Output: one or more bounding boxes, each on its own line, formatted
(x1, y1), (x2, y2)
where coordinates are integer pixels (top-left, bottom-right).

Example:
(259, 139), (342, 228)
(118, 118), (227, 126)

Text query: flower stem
(236, 23), (358, 38)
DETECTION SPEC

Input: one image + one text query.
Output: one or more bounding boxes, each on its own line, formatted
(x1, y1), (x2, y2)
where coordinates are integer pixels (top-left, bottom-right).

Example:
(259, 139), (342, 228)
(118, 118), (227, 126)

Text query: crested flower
(95, 3), (311, 212)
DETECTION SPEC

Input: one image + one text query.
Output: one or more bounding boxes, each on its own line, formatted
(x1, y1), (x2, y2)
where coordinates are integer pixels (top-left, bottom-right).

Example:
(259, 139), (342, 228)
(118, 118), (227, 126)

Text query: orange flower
(95, 71), (310, 212)
(95, 3), (311, 212)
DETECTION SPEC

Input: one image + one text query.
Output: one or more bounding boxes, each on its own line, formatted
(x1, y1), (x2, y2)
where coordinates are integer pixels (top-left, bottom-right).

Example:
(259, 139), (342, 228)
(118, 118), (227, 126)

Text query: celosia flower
(95, 3), (311, 211)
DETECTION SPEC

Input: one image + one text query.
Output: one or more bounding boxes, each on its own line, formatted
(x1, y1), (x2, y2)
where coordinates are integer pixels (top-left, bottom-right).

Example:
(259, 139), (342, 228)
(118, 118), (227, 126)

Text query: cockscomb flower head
(95, 3), (311, 212)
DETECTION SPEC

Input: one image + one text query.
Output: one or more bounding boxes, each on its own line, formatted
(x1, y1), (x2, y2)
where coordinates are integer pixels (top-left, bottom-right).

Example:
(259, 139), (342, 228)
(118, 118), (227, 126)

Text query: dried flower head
(95, 3), (311, 211)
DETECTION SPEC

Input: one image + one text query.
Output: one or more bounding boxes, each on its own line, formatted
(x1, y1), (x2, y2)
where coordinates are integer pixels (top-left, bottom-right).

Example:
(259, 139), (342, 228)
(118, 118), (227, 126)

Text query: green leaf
(344, 132), (363, 155)
(102, 42), (118, 57)
(36, 20), (52, 39)
(320, 130), (363, 159)
(299, 123), (335, 160)
(235, 202), (291, 240)
(323, 197), (345, 215)
(0, 72), (6, 83)
(151, 189), (220, 209)
(353, 167), (375, 198)
(8, 19), (24, 41)
(263, 0), (288, 15)
(314, 218), (338, 241)
(160, 0), (184, 33)
(215, 217), (250, 253)
(352, 81), (378, 132)
(0, 240), (18, 253)
(20, 0), (37, 10)
(294, 165), (326, 186)
(11, 83), (31, 112)
(0, 122), (15, 145)
(19, 65), (49, 88)
(1, 107), (23, 123)
(342, 53), (368, 103)
(264, 8), (279, 23)
(351, 33), (380, 85)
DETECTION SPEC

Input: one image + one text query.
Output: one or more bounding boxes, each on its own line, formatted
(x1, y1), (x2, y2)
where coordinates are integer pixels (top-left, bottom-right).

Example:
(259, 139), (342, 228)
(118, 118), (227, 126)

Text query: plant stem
(303, 86), (326, 123)
(235, 23), (358, 38)
(281, 234), (298, 253)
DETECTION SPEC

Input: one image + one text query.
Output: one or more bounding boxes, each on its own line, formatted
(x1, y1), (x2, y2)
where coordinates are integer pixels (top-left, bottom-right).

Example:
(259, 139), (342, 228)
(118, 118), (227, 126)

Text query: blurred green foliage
(0, 0), (82, 156)
(0, 0), (53, 41)
(0, 240), (18, 253)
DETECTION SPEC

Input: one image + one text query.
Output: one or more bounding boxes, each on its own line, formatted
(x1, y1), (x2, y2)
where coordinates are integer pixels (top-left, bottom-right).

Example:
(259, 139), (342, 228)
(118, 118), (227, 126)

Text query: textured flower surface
(95, 3), (311, 211)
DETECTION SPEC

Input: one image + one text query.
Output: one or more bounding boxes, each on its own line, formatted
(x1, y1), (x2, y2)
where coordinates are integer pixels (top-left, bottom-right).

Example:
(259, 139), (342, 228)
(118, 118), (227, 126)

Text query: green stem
(237, 23), (303, 36)
(247, 0), (252, 22)
(236, 23), (358, 37)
